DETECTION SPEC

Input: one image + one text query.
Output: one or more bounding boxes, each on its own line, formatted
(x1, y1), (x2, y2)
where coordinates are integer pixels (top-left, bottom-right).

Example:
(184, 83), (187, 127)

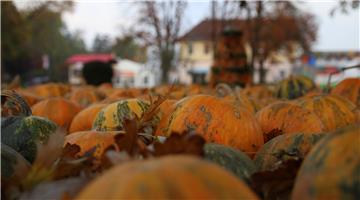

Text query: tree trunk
(259, 59), (266, 84)
(160, 49), (174, 84)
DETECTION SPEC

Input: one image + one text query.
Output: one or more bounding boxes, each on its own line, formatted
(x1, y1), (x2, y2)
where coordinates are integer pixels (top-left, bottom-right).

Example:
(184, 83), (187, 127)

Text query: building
(176, 19), (295, 85)
(65, 54), (116, 85)
(298, 51), (360, 87)
(113, 59), (157, 88)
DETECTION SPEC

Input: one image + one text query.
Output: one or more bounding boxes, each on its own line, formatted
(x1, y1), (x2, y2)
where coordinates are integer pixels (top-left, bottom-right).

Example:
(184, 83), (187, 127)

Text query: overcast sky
(17, 1), (360, 51)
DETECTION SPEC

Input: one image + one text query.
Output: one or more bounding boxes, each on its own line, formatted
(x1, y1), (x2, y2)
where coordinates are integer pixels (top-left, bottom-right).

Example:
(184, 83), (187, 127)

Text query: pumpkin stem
(215, 83), (234, 97)
(1, 90), (32, 117)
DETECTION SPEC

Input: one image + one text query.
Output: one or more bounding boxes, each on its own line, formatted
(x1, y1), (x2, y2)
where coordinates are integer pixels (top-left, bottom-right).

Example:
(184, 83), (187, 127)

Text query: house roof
(178, 19), (245, 41)
(66, 54), (116, 65)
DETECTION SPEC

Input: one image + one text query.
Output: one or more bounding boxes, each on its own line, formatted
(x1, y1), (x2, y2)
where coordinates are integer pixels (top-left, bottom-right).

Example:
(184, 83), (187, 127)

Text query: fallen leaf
(153, 132), (206, 157)
(250, 158), (303, 200)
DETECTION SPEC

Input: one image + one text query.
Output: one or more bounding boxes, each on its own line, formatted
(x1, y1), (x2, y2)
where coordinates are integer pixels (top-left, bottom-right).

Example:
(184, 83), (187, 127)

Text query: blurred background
(2, 0), (359, 88)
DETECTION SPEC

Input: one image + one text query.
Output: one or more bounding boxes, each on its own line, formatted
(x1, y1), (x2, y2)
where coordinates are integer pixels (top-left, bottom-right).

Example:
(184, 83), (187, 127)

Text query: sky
(16, 0), (360, 51)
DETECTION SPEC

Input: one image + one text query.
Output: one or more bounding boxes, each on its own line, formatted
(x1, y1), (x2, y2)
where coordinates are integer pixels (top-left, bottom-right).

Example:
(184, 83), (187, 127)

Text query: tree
(92, 34), (112, 53)
(1, 1), (32, 82)
(137, 1), (187, 83)
(330, 0), (360, 16)
(236, 1), (317, 83)
(112, 35), (147, 62)
(1, 1), (87, 84)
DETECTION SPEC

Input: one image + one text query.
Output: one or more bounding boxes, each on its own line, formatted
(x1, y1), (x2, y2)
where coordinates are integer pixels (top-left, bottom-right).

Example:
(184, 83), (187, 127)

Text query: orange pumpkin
(69, 87), (101, 107)
(76, 156), (260, 199)
(64, 130), (118, 158)
(69, 103), (107, 133)
(155, 95), (264, 155)
(256, 102), (325, 142)
(30, 83), (71, 98)
(331, 78), (360, 107)
(241, 85), (273, 99)
(16, 90), (42, 106)
(296, 94), (359, 131)
(32, 97), (82, 131)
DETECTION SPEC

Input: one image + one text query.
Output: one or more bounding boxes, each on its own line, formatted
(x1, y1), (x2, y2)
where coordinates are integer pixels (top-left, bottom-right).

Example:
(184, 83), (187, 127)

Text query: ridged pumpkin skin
(17, 90), (42, 106)
(76, 156), (259, 199)
(1, 116), (57, 163)
(30, 83), (70, 98)
(64, 131), (117, 159)
(274, 75), (316, 99)
(292, 125), (360, 200)
(203, 143), (257, 184)
(331, 78), (360, 107)
(92, 99), (157, 131)
(256, 102), (325, 140)
(241, 85), (273, 99)
(254, 133), (325, 171)
(32, 98), (82, 131)
(69, 103), (107, 133)
(296, 94), (359, 131)
(69, 88), (101, 107)
(155, 95), (264, 154)
(223, 93), (257, 114)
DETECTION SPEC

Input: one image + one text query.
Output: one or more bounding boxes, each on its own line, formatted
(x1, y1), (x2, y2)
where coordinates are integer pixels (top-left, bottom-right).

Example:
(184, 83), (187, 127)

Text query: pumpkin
(92, 99), (158, 131)
(32, 97), (82, 131)
(16, 90), (42, 106)
(76, 156), (259, 199)
(64, 131), (118, 159)
(1, 90), (57, 163)
(274, 75), (316, 99)
(223, 93), (258, 114)
(331, 77), (360, 107)
(256, 102), (325, 142)
(254, 133), (325, 171)
(30, 83), (71, 98)
(69, 103), (107, 133)
(203, 143), (257, 184)
(1, 143), (31, 179)
(241, 85), (273, 99)
(296, 94), (359, 131)
(155, 95), (264, 155)
(292, 125), (360, 200)
(2, 116), (57, 163)
(69, 87), (101, 107)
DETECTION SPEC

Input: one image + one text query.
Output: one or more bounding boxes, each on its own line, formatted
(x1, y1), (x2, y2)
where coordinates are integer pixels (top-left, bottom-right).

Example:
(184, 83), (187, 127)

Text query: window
(188, 43), (193, 54)
(144, 76), (148, 84)
(204, 43), (210, 54)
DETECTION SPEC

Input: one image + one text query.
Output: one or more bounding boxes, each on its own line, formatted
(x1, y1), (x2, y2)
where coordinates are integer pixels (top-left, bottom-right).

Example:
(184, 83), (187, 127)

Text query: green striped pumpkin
(274, 75), (316, 100)
(92, 99), (159, 131)
(203, 143), (257, 184)
(292, 125), (360, 200)
(254, 133), (324, 171)
(1, 143), (31, 179)
(1, 116), (57, 163)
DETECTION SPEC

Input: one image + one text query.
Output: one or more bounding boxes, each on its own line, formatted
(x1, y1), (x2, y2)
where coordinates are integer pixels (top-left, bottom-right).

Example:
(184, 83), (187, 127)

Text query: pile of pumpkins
(2, 76), (360, 199)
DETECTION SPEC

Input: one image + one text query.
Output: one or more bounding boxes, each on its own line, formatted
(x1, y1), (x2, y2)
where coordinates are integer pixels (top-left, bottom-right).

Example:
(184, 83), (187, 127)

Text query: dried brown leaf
(61, 143), (81, 160)
(250, 158), (303, 200)
(153, 132), (206, 157)
(115, 118), (139, 156)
